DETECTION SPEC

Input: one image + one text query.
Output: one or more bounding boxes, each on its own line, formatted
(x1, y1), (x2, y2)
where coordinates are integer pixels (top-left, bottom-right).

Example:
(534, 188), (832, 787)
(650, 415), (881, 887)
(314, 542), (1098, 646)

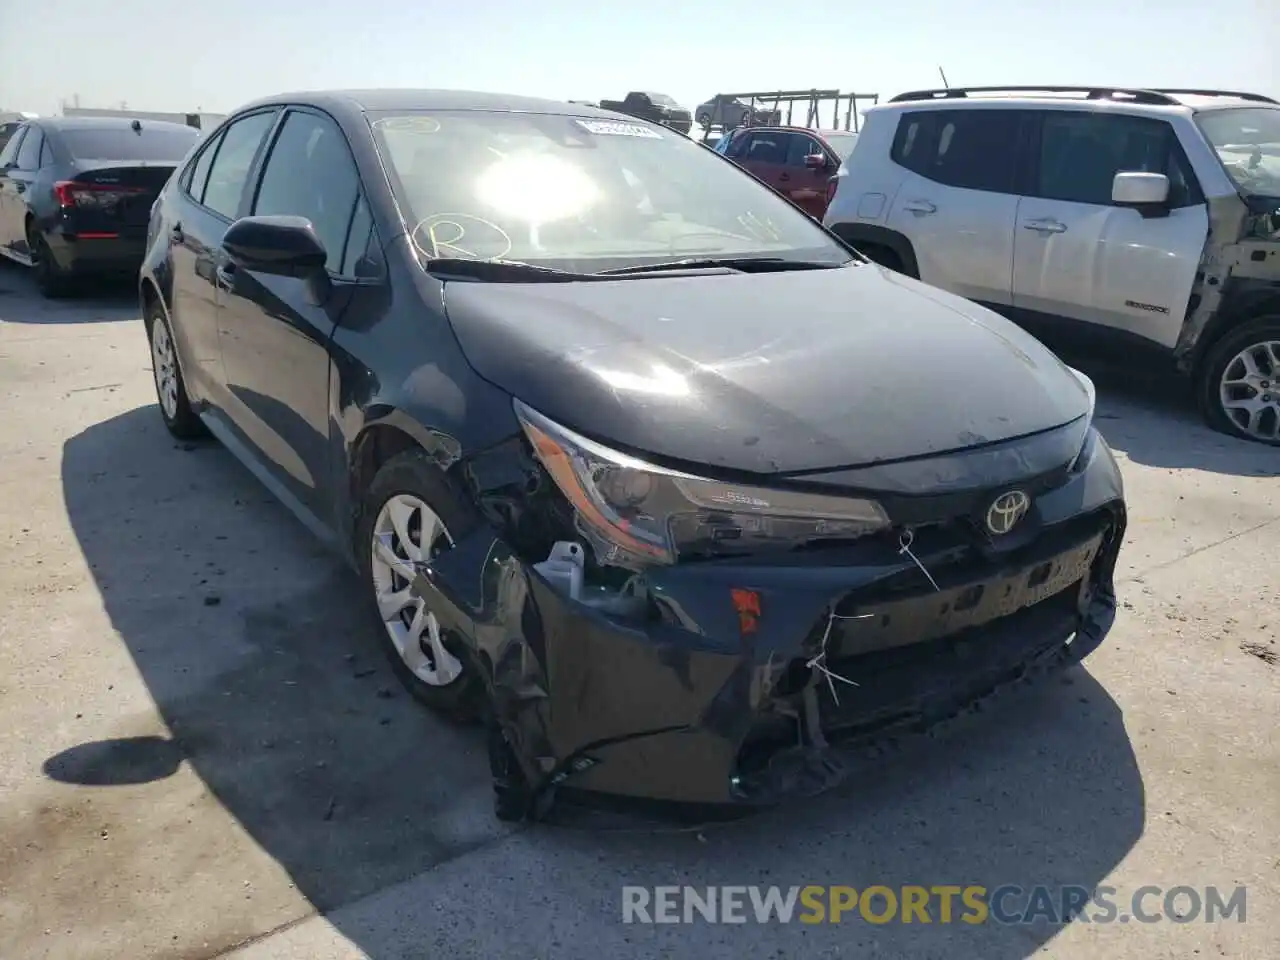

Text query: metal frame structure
(700, 89), (880, 141)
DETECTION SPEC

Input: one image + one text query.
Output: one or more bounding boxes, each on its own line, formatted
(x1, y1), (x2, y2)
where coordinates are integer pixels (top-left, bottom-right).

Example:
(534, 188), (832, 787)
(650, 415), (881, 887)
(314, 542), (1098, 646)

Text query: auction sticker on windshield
(575, 119), (663, 138)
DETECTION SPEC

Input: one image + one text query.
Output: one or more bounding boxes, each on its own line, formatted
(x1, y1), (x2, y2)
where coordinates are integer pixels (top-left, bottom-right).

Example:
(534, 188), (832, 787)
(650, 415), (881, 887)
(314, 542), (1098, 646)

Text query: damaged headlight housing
(515, 400), (890, 568)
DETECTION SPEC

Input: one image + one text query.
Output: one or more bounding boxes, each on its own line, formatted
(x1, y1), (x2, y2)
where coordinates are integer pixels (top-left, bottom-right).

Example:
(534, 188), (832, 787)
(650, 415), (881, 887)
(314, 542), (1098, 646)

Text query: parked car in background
(140, 88), (1124, 821)
(716, 125), (859, 218)
(0, 115), (200, 296)
(824, 85), (1280, 445)
(695, 94), (781, 130)
(597, 92), (693, 135)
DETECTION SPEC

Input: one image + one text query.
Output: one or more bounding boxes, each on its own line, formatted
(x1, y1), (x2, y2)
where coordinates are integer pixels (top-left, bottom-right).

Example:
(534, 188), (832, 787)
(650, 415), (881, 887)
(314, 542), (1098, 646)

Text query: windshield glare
(1196, 107), (1280, 199)
(369, 110), (851, 272)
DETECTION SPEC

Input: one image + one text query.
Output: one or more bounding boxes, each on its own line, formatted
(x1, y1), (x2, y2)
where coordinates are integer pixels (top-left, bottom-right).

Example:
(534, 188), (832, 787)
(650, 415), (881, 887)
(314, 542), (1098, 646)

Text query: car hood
(442, 264), (1090, 475)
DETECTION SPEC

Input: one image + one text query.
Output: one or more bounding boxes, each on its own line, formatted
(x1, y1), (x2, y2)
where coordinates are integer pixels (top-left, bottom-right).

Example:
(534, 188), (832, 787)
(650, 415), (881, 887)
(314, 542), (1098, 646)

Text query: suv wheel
(28, 226), (74, 298)
(146, 302), (206, 439)
(358, 449), (484, 719)
(1199, 315), (1280, 445)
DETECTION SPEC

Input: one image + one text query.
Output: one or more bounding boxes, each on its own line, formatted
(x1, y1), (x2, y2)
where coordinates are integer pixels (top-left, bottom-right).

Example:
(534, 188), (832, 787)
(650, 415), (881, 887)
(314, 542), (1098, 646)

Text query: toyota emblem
(986, 490), (1031, 535)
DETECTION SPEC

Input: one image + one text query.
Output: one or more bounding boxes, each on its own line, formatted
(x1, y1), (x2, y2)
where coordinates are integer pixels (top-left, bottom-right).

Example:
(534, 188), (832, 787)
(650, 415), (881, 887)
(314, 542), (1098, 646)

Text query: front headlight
(1066, 366), (1097, 472)
(515, 400), (890, 568)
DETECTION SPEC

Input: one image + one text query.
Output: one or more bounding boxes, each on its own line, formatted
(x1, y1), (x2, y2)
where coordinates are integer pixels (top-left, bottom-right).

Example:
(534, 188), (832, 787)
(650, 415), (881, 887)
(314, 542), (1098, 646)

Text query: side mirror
(222, 215), (327, 276)
(804, 153), (828, 170)
(1112, 172), (1170, 217)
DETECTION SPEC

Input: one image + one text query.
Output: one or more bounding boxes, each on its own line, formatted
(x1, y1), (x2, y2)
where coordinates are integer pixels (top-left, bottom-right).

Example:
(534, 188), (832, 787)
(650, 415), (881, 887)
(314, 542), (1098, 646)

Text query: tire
(145, 300), (206, 439)
(357, 449), (485, 720)
(696, 112), (711, 128)
(1197, 315), (1280, 445)
(28, 226), (74, 299)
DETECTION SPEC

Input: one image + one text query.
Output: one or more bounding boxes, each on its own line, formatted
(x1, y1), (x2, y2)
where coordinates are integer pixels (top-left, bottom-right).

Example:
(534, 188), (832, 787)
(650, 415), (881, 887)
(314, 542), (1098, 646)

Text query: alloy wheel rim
(150, 318), (180, 420)
(1219, 339), (1280, 442)
(369, 493), (463, 687)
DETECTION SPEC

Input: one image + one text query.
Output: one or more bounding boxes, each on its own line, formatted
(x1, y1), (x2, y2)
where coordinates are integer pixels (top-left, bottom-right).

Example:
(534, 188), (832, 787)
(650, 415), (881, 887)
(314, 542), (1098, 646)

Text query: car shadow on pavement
(0, 260), (139, 323)
(56, 403), (1146, 960)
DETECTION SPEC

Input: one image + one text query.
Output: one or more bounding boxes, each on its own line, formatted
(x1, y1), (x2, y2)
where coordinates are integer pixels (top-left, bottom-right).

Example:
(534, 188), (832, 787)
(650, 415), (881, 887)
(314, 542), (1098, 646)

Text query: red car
(715, 126), (860, 219)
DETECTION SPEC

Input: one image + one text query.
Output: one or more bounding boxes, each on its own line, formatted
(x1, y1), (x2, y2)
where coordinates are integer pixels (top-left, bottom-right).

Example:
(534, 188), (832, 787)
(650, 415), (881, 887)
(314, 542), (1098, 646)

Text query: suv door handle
(902, 200), (936, 215)
(1022, 218), (1067, 234)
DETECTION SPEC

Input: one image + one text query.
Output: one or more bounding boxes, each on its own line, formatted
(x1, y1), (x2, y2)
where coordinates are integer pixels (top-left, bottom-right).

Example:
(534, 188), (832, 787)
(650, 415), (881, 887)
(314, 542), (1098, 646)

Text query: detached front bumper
(412, 438), (1126, 812)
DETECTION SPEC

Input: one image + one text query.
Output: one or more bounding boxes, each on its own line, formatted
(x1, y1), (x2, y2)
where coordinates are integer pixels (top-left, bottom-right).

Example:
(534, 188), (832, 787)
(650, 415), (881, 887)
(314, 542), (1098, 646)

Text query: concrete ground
(0, 260), (1276, 960)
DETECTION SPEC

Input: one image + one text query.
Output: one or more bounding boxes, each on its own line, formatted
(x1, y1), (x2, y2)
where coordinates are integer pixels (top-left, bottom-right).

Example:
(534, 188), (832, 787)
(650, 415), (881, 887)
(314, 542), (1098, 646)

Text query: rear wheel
(696, 112), (711, 128)
(146, 301), (205, 439)
(1199, 316), (1280, 445)
(27, 226), (74, 298)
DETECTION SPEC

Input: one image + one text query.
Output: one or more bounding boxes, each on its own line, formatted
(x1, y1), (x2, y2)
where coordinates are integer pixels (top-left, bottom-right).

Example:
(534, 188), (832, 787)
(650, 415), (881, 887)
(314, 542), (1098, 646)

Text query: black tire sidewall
(356, 449), (485, 719)
(1198, 315), (1280, 445)
(29, 229), (71, 298)
(146, 303), (205, 439)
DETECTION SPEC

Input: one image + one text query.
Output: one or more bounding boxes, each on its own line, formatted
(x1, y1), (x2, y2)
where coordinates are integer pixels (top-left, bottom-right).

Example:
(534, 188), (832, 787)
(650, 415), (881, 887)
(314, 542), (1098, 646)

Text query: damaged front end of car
(408, 400), (1127, 822)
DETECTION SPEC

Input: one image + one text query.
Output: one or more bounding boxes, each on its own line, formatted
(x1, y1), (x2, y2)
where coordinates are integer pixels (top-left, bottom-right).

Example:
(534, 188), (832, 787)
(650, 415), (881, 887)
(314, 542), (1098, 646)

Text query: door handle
(902, 200), (936, 215)
(215, 263), (236, 290)
(1022, 218), (1067, 234)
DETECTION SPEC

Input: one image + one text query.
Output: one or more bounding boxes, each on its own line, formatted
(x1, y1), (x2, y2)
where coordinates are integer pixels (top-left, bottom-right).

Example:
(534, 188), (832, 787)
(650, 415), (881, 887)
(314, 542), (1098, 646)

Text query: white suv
(824, 86), (1280, 445)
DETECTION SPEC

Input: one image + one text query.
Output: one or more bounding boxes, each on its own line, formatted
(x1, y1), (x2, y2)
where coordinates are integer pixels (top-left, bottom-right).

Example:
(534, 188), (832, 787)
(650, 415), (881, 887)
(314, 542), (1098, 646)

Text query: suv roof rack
(888, 86), (1181, 106)
(1150, 88), (1279, 104)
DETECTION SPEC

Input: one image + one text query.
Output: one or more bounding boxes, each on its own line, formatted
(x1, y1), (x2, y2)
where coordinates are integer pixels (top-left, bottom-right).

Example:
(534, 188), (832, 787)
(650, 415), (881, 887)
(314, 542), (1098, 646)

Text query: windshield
(823, 133), (859, 161)
(370, 110), (852, 273)
(61, 125), (200, 163)
(1196, 107), (1280, 199)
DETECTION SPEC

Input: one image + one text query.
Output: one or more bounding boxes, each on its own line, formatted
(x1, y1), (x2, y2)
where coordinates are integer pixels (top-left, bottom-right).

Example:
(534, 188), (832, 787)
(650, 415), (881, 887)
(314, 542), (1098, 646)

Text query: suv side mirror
(1112, 172), (1170, 218)
(804, 153), (828, 170)
(223, 215), (327, 275)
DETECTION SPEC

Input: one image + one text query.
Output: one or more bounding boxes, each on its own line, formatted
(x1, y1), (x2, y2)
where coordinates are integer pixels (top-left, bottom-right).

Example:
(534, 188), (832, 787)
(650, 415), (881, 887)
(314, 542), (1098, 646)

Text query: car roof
(234, 88), (627, 122)
(869, 87), (1278, 116)
(38, 116), (197, 132)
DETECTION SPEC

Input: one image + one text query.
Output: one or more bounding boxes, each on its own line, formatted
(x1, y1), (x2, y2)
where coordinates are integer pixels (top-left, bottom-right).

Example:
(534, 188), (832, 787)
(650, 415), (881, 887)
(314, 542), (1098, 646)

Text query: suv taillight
(54, 181), (146, 209)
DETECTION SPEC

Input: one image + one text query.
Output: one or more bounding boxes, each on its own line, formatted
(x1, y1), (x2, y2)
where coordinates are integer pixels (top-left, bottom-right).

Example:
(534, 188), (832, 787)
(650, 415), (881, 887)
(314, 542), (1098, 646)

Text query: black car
(0, 116), (200, 296)
(140, 89), (1126, 821)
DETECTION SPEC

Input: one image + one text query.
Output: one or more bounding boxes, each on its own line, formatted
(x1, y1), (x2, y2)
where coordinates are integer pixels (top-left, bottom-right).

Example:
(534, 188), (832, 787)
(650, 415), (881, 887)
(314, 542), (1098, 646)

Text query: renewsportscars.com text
(621, 884), (1248, 925)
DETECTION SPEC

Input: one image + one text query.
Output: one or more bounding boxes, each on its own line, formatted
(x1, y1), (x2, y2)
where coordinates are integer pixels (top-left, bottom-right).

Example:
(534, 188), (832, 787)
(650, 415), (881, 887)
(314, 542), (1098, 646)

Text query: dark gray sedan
(0, 116), (200, 296)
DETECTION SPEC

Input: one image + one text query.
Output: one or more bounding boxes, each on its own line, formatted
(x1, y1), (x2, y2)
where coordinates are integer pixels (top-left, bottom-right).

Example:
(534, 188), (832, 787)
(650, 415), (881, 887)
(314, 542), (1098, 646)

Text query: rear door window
(181, 130), (223, 204)
(891, 109), (1023, 193)
(15, 128), (43, 170)
(200, 111), (278, 220)
(742, 132), (788, 164)
(0, 126), (27, 167)
(60, 125), (200, 162)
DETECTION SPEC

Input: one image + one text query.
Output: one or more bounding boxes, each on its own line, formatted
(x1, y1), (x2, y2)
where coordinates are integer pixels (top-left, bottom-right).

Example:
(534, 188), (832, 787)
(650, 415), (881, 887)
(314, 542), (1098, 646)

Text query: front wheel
(357, 450), (484, 719)
(1198, 316), (1280, 445)
(696, 112), (711, 128)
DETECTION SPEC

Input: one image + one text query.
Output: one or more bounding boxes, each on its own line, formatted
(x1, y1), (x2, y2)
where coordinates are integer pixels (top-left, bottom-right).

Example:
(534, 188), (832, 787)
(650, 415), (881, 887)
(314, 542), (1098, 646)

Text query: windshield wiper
(596, 257), (846, 276)
(424, 257), (588, 282)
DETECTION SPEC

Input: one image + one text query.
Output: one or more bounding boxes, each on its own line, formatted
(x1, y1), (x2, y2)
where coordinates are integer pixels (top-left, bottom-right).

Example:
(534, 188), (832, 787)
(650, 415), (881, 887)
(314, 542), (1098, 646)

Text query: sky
(2, 0), (1277, 119)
